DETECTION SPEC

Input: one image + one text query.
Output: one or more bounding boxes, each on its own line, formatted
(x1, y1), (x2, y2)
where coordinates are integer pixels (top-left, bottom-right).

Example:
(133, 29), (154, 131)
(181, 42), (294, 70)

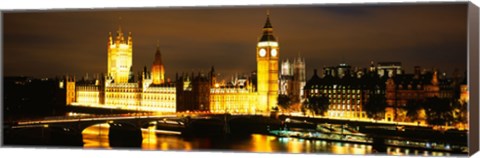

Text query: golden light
(270, 49), (278, 57)
(259, 48), (266, 57)
(257, 41), (279, 47)
(82, 123), (111, 149)
(68, 16), (283, 116)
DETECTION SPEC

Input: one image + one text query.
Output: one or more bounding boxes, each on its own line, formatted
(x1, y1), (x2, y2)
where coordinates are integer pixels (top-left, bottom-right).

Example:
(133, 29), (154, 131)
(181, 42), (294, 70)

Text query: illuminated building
(207, 70), (259, 113)
(173, 13), (277, 113)
(69, 13), (281, 114)
(376, 62), (403, 78)
(107, 26), (133, 83)
(304, 69), (378, 118)
(175, 68), (258, 113)
(66, 76), (76, 105)
(68, 28), (176, 113)
(438, 72), (455, 99)
(304, 62), (388, 119)
(336, 63), (351, 79)
(292, 56), (306, 102)
(76, 82), (101, 105)
(151, 43), (165, 85)
(210, 75), (258, 113)
(280, 55), (306, 103)
(384, 67), (440, 121)
(256, 12), (279, 112)
(459, 82), (468, 104)
(280, 59), (293, 96)
(322, 63), (352, 79)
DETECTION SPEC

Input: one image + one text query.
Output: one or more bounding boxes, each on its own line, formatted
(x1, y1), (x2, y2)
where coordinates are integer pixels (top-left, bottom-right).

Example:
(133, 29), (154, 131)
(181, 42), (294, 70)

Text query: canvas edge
(0, 10), (4, 148)
(468, 1), (480, 157)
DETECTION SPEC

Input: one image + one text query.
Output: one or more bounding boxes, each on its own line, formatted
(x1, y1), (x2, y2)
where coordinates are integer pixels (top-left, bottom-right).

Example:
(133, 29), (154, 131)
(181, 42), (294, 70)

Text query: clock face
(271, 49), (278, 57)
(259, 48), (266, 57)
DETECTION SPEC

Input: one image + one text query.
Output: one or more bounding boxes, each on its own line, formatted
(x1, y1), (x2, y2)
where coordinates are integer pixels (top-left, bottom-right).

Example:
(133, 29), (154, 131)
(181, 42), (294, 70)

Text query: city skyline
(2, 3), (473, 155)
(4, 3), (468, 80)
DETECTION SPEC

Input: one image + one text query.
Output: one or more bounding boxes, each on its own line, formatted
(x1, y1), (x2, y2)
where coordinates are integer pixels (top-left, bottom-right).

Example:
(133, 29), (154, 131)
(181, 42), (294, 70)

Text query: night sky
(3, 3), (468, 81)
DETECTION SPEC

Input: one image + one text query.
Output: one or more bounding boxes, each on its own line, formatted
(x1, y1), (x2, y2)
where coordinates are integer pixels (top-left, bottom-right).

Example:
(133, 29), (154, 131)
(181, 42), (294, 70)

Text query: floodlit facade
(151, 44), (165, 85)
(175, 67), (259, 113)
(68, 13), (280, 113)
(209, 71), (258, 113)
(280, 55), (306, 103)
(256, 12), (279, 112)
(304, 69), (376, 119)
(68, 27), (176, 113)
(107, 26), (133, 84)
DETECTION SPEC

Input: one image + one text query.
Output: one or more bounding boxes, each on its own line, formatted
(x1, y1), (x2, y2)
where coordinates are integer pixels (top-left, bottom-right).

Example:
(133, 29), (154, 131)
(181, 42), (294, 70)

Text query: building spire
(116, 16), (126, 43)
(117, 16), (123, 35)
(155, 41), (162, 60)
(259, 10), (276, 42)
(263, 10), (273, 29)
(116, 25), (124, 43)
(108, 32), (113, 45)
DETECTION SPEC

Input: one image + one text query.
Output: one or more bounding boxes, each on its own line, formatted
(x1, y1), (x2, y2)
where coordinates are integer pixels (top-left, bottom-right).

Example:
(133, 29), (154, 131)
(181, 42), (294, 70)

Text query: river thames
(80, 123), (455, 156)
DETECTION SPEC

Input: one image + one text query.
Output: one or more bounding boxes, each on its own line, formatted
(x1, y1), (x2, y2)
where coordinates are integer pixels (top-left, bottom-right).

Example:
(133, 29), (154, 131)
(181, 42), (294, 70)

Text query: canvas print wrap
(2, 3), (472, 156)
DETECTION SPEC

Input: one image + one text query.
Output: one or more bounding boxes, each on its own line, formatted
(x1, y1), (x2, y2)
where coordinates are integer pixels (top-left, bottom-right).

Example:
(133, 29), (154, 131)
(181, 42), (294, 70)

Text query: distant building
(322, 63), (352, 79)
(279, 55), (306, 103)
(376, 62), (403, 78)
(438, 72), (455, 99)
(175, 72), (211, 112)
(280, 59), (293, 96)
(304, 67), (386, 119)
(459, 77), (468, 104)
(384, 67), (440, 122)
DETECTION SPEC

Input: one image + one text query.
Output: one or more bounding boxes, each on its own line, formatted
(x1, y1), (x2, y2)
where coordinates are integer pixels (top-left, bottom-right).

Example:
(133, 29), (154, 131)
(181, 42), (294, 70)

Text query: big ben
(256, 12), (279, 112)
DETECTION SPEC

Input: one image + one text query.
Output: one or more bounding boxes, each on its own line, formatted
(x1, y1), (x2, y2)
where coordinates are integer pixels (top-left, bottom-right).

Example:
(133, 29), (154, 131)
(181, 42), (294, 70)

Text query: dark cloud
(3, 3), (468, 80)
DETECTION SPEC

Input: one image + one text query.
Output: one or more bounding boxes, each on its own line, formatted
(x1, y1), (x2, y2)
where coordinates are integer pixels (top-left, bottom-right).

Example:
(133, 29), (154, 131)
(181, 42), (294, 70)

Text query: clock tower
(256, 11), (279, 112)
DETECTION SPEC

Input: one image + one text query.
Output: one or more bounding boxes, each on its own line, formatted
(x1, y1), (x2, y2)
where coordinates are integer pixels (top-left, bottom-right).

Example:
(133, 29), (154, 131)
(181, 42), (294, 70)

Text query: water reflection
(83, 124), (372, 154)
(81, 123), (111, 149)
(82, 125), (454, 156)
(386, 147), (451, 156)
(141, 126), (193, 150)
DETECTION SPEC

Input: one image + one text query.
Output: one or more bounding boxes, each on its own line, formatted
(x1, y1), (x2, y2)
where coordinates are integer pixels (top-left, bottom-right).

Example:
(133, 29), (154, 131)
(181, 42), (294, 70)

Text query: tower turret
(151, 42), (165, 84)
(107, 25), (133, 83)
(256, 10), (280, 112)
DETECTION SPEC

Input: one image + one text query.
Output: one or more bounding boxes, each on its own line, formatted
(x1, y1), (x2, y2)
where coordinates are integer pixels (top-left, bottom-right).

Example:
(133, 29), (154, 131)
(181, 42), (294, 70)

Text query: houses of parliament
(64, 12), (467, 123)
(66, 13), (302, 114)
